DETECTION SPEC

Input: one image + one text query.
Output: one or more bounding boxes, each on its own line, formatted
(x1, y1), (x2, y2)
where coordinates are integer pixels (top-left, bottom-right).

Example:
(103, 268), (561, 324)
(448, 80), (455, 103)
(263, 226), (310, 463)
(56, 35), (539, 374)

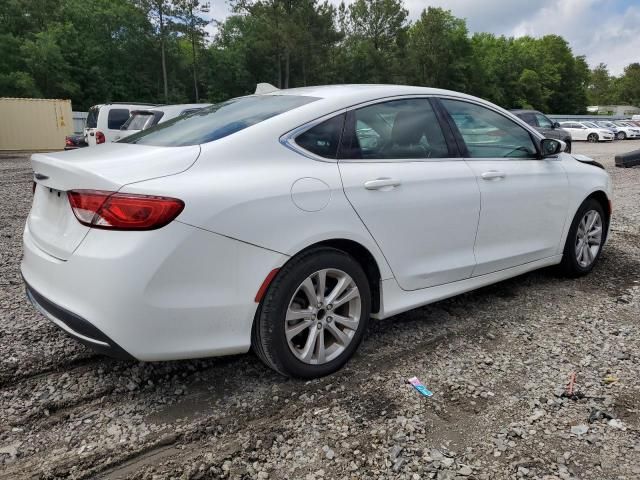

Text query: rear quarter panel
(119, 121), (395, 281)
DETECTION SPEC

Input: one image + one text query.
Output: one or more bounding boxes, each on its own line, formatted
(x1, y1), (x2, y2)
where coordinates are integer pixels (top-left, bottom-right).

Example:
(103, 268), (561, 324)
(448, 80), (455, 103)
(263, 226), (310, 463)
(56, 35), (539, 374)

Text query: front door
(440, 98), (569, 276)
(338, 98), (480, 291)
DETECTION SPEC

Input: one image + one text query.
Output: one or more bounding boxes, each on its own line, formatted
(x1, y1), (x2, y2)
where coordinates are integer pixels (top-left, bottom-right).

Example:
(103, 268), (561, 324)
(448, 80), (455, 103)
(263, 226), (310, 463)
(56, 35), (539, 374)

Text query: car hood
(572, 153), (605, 170)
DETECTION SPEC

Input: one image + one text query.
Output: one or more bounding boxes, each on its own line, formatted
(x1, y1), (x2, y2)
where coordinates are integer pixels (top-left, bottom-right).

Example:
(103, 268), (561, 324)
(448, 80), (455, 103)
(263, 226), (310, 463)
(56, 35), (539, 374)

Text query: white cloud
(204, 0), (640, 75)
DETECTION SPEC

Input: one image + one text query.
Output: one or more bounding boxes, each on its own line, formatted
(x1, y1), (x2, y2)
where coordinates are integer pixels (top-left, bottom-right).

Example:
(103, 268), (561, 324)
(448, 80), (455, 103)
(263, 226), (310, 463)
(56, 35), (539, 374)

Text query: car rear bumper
(21, 220), (286, 361)
(25, 281), (135, 360)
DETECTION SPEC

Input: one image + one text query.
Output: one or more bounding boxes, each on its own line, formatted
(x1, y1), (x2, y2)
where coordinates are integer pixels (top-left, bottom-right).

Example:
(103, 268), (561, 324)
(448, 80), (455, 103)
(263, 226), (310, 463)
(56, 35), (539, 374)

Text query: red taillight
(67, 190), (184, 230)
(65, 137), (74, 146)
(95, 131), (106, 144)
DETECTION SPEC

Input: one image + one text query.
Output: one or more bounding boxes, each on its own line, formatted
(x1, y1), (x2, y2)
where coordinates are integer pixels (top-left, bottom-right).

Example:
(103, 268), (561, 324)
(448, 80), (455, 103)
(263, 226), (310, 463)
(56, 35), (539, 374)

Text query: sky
(204, 0), (640, 75)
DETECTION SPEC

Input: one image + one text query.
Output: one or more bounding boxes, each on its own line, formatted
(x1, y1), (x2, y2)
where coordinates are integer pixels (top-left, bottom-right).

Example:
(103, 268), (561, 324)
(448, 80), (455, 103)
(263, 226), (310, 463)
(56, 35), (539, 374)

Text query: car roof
(264, 84), (482, 107)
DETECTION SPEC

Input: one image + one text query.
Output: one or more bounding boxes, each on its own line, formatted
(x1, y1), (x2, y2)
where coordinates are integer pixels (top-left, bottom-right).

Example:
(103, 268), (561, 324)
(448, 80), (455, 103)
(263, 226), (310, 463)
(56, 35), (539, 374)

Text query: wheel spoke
(300, 277), (318, 306)
(316, 331), (326, 364)
(587, 226), (602, 239)
(316, 270), (327, 303)
(585, 244), (594, 263)
(325, 275), (349, 305)
(326, 322), (350, 346)
(286, 318), (314, 340)
(332, 287), (359, 309)
(332, 314), (359, 330)
(300, 326), (319, 362)
(286, 307), (312, 321)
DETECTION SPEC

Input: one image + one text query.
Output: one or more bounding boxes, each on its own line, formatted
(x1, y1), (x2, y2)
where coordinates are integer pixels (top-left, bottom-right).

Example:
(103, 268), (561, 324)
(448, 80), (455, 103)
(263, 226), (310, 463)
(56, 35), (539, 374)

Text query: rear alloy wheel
(559, 198), (606, 277)
(587, 133), (598, 143)
(252, 247), (371, 378)
(617, 131), (626, 140)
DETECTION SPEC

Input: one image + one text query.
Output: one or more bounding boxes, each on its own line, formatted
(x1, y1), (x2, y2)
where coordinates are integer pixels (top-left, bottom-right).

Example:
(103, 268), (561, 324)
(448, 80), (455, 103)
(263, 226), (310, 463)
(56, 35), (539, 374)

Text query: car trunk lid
(28, 143), (200, 260)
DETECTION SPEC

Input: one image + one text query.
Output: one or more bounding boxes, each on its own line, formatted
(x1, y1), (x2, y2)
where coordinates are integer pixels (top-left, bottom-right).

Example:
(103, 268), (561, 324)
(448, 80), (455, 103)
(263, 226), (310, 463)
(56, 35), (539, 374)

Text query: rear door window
(340, 98), (450, 160)
(107, 108), (131, 130)
(121, 95), (318, 146)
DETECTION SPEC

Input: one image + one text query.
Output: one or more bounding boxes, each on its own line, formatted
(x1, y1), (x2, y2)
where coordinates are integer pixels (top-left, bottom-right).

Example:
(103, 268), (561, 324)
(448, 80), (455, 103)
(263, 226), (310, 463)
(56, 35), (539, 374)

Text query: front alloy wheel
(587, 133), (598, 143)
(252, 247), (371, 378)
(575, 210), (603, 268)
(560, 198), (606, 276)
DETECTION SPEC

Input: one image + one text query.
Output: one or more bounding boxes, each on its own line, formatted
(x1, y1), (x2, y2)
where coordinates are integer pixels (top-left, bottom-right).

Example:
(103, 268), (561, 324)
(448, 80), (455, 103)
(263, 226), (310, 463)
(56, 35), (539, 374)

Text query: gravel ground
(1, 141), (639, 480)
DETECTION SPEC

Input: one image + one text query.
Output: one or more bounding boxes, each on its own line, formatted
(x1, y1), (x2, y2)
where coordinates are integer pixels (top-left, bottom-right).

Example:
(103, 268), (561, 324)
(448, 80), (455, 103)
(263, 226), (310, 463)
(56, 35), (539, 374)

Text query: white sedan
(560, 121), (614, 142)
(22, 85), (612, 378)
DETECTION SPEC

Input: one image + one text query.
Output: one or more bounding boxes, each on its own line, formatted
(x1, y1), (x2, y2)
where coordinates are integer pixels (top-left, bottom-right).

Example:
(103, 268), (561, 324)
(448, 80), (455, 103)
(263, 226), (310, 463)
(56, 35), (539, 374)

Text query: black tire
(587, 133), (598, 143)
(252, 247), (371, 378)
(564, 140), (572, 153)
(617, 131), (626, 140)
(559, 198), (606, 277)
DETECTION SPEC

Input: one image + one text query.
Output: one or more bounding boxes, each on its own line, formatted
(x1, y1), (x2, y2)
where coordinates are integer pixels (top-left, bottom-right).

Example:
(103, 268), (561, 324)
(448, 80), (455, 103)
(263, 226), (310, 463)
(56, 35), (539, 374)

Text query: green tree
(617, 63), (640, 107)
(407, 7), (471, 90)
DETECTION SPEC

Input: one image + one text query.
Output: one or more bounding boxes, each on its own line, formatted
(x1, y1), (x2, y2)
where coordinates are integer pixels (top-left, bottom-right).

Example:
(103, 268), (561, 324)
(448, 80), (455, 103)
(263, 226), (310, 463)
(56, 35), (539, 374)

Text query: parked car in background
(617, 121), (640, 133)
(594, 121), (622, 137)
(24, 85), (611, 378)
(114, 103), (211, 141)
(560, 121), (614, 143)
(581, 121), (615, 136)
(84, 103), (159, 146)
(510, 109), (572, 152)
(611, 121), (640, 140)
(64, 134), (88, 150)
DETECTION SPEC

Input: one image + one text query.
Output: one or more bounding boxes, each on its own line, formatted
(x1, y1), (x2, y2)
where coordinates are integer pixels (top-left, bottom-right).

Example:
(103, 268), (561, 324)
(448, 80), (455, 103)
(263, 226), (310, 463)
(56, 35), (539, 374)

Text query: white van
(84, 103), (159, 146)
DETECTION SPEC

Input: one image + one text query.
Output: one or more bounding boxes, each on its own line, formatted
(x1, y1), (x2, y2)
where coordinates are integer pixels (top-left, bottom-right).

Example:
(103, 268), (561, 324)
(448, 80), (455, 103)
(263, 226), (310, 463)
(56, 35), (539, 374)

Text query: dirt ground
(1, 141), (639, 480)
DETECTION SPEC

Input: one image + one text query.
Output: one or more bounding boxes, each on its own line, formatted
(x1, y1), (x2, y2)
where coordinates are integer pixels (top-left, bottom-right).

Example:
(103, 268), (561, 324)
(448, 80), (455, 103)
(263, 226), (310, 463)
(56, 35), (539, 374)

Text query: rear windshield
(86, 106), (99, 129)
(123, 112), (155, 131)
(120, 95), (318, 146)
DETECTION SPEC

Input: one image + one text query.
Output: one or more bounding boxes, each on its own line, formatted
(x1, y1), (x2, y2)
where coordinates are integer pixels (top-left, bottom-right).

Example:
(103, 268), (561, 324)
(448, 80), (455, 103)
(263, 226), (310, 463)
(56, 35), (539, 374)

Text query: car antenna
(255, 83), (280, 94)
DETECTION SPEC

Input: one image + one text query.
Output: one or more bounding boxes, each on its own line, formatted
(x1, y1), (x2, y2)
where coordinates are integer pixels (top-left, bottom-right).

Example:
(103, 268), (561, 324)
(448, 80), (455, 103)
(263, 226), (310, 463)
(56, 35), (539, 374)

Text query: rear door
(338, 98), (480, 290)
(440, 98), (569, 276)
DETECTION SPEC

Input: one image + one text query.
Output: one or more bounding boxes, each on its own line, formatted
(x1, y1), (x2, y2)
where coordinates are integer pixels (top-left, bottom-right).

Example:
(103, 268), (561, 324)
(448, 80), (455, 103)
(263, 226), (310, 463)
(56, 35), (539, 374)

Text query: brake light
(65, 137), (74, 146)
(95, 131), (106, 144)
(67, 190), (184, 230)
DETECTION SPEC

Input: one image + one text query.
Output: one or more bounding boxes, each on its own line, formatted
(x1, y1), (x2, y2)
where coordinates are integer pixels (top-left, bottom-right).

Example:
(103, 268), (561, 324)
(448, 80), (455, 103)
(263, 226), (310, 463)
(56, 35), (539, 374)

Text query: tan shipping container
(0, 97), (73, 151)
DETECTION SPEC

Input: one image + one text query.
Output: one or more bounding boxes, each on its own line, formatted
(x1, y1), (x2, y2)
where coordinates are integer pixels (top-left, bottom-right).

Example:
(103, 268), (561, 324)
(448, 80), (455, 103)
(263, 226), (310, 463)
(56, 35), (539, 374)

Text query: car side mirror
(553, 122), (561, 129)
(541, 138), (564, 157)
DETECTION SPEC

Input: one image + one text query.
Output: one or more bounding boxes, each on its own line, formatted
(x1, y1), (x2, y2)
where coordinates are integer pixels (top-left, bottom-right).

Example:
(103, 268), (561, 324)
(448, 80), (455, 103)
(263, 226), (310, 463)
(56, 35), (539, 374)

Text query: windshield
(120, 95), (318, 146)
(583, 122), (598, 128)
